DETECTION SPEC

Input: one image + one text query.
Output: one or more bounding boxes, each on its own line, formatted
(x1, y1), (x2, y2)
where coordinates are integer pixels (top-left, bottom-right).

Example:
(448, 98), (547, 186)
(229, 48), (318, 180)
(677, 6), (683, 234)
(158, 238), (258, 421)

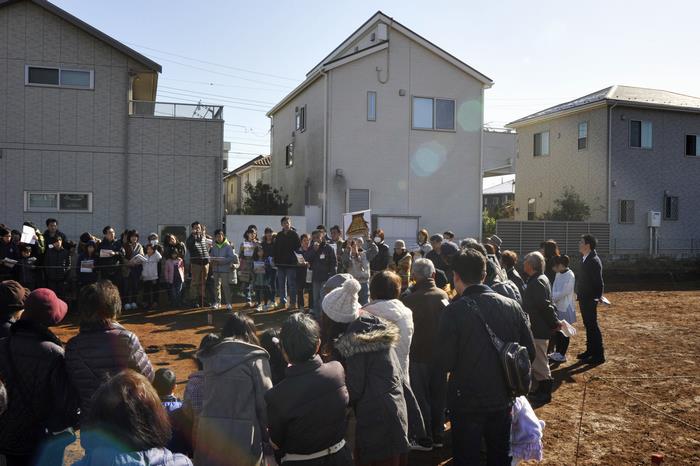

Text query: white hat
(322, 278), (361, 323)
(394, 239), (406, 249)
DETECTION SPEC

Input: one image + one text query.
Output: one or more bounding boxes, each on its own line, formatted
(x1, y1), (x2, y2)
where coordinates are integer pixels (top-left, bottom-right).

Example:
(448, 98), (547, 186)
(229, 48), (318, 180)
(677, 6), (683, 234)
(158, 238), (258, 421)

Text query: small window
(533, 131), (549, 156)
(685, 135), (699, 156)
(435, 98), (455, 130)
(527, 198), (536, 221)
(412, 97), (433, 129)
(60, 70), (91, 87)
(578, 122), (588, 150)
(27, 67), (58, 85)
(26, 66), (93, 89)
(347, 189), (370, 212)
(25, 192), (92, 212)
(295, 105), (306, 132)
(285, 144), (294, 167)
(663, 195), (679, 221)
(619, 200), (635, 224)
(630, 120), (652, 149)
(367, 91), (377, 121)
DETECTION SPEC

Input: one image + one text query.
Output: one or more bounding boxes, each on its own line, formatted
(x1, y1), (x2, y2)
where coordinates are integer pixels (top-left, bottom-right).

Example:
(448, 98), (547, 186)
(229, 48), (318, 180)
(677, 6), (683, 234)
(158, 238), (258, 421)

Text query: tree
(540, 186), (591, 221)
(240, 180), (292, 215)
(482, 209), (497, 238)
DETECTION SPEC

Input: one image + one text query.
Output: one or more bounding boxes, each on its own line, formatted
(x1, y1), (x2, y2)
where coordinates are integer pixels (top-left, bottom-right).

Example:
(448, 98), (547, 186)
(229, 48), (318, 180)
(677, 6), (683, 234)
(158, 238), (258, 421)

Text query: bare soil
(54, 288), (700, 465)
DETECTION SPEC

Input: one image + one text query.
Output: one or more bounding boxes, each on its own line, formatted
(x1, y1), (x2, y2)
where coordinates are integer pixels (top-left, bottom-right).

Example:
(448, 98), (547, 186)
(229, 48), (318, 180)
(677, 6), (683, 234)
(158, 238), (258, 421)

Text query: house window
(367, 91), (377, 121)
(630, 120), (652, 149)
(285, 144), (294, 167)
(25, 65), (93, 89)
(527, 198), (536, 221)
(295, 105), (306, 132)
(533, 131), (549, 156)
(347, 189), (370, 212)
(619, 200), (635, 224)
(663, 195), (679, 221)
(25, 191), (92, 212)
(685, 135), (699, 156)
(578, 122), (588, 150)
(411, 97), (455, 131)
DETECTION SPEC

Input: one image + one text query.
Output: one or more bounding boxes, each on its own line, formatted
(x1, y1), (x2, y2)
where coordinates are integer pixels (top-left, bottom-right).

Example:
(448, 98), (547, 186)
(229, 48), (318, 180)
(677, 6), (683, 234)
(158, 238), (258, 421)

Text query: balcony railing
(129, 100), (223, 120)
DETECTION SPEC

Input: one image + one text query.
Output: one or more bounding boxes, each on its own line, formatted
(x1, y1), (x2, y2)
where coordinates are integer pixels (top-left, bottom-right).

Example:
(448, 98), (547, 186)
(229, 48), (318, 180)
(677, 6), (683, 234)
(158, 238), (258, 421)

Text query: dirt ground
(54, 286), (700, 465)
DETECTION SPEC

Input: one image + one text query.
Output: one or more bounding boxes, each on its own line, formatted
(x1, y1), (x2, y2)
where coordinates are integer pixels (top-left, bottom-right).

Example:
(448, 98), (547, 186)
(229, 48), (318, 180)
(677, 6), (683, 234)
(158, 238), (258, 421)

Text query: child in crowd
(164, 249), (185, 308)
(14, 245), (37, 290)
(152, 368), (192, 457)
(510, 396), (545, 464)
(141, 244), (162, 309)
(259, 328), (286, 385)
(252, 246), (269, 312)
(123, 230), (144, 311)
(238, 229), (256, 307)
(77, 240), (99, 289)
(44, 236), (71, 299)
(550, 255), (576, 363)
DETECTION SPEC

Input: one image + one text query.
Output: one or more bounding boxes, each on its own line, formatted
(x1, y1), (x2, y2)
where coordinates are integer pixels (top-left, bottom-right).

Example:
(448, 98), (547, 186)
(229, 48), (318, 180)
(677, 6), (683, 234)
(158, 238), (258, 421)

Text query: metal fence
(129, 100), (223, 120)
(611, 237), (699, 257)
(495, 221), (610, 256)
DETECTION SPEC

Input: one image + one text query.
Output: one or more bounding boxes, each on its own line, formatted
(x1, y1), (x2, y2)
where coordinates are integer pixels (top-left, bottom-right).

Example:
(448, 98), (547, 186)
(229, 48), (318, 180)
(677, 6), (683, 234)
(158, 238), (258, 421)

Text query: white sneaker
(213, 302), (221, 309)
(256, 304), (263, 312)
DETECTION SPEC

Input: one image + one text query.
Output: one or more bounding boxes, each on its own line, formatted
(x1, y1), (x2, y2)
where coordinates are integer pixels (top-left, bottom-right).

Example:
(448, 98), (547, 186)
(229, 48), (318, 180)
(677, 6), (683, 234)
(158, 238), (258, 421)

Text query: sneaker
(409, 440), (433, 452)
(548, 352), (566, 363)
(130, 302), (138, 310)
(226, 304), (233, 311)
(245, 300), (253, 308)
(256, 304), (263, 312)
(212, 302), (221, 309)
(263, 304), (270, 312)
(124, 303), (132, 311)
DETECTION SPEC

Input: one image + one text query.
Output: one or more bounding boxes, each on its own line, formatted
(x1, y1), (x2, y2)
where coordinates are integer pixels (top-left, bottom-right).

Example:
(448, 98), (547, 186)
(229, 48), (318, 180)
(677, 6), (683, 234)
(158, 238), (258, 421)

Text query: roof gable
(225, 155), (271, 178)
(0, 0), (161, 72)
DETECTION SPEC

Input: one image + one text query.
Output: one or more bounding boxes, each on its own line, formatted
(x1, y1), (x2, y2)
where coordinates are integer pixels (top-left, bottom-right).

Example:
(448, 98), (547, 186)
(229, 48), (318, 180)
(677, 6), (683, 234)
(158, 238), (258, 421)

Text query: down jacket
(65, 322), (154, 417)
(194, 338), (273, 466)
(0, 320), (79, 456)
(335, 315), (409, 465)
(362, 299), (414, 379)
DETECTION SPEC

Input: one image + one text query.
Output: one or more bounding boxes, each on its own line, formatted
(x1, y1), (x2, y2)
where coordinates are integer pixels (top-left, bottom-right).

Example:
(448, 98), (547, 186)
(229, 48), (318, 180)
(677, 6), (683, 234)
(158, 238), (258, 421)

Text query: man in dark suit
(576, 234), (605, 364)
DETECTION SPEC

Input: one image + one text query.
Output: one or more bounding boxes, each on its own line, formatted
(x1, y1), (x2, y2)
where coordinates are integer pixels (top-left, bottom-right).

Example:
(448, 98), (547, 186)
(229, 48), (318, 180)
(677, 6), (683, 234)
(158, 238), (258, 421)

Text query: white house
(267, 11), (493, 244)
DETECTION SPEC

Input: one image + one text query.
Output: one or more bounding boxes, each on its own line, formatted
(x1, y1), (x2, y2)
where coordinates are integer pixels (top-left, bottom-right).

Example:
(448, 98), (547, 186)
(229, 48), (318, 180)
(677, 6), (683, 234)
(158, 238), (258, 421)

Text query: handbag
(462, 298), (532, 397)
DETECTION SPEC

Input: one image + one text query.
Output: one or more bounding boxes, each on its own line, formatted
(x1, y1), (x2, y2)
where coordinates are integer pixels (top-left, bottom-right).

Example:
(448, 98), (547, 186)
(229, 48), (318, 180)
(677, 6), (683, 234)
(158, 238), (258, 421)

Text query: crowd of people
(0, 215), (606, 465)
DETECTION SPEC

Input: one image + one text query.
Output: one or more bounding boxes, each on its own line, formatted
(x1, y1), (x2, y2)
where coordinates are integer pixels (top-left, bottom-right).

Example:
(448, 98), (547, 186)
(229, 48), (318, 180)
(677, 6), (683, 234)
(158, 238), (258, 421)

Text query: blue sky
(53, 0), (700, 172)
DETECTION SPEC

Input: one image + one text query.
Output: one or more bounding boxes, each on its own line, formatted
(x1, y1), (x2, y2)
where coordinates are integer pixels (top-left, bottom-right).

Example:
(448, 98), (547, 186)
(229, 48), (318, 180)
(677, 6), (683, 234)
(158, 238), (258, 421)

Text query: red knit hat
(21, 289), (68, 327)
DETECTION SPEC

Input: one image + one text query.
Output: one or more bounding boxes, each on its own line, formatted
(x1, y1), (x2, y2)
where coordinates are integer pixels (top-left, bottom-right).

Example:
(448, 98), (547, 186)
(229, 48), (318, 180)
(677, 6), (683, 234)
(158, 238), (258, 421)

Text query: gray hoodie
(194, 339), (273, 466)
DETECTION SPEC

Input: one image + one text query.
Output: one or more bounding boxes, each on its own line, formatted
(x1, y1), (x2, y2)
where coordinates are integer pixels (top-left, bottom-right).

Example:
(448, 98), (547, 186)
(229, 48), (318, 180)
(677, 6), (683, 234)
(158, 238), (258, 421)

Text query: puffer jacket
(209, 240), (238, 274)
(74, 446), (192, 466)
(65, 322), (154, 416)
(362, 300), (414, 379)
(0, 320), (79, 456)
(335, 315), (409, 465)
(388, 252), (412, 290)
(195, 338), (273, 466)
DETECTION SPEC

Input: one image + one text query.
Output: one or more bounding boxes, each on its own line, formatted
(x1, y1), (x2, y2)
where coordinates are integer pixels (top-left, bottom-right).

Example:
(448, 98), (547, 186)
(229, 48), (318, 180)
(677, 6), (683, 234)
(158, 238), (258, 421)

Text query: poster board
(343, 210), (371, 240)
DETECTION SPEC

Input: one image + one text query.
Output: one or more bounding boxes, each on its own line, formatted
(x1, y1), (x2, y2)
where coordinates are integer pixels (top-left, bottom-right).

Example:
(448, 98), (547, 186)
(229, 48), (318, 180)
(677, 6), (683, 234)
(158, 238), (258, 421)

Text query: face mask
(374, 237), (382, 244)
(150, 240), (158, 246)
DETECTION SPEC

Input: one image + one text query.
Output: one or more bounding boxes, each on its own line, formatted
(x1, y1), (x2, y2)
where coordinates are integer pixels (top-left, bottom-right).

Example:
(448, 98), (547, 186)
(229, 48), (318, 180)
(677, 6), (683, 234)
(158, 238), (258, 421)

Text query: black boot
(528, 379), (553, 405)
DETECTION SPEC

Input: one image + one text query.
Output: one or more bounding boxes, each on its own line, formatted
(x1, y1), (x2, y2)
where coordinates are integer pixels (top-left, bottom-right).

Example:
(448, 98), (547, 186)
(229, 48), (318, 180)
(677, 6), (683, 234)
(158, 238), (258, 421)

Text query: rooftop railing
(129, 100), (223, 120)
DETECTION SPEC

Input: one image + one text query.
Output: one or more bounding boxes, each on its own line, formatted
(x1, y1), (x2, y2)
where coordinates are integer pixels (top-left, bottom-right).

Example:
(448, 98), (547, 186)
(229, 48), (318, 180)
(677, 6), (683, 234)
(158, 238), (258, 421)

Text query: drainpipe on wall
(321, 70), (329, 225)
(607, 103), (617, 225)
(478, 86), (485, 239)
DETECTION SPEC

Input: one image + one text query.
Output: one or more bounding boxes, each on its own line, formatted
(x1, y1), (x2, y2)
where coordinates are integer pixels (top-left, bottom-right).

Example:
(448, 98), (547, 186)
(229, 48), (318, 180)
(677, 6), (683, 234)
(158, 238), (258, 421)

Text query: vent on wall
(370, 32), (376, 42)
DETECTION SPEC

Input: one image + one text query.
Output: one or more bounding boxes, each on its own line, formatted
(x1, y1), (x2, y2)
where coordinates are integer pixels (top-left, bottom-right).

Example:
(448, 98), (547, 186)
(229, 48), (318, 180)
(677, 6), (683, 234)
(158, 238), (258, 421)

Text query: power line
(156, 92), (268, 113)
(160, 77), (289, 93)
(159, 85), (276, 105)
(126, 42), (299, 82)
(158, 89), (269, 109)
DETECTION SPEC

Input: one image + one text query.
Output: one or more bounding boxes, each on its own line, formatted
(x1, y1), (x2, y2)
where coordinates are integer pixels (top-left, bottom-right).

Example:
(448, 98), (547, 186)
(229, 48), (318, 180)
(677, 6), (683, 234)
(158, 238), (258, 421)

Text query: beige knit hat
(322, 278), (361, 323)
(394, 239), (406, 249)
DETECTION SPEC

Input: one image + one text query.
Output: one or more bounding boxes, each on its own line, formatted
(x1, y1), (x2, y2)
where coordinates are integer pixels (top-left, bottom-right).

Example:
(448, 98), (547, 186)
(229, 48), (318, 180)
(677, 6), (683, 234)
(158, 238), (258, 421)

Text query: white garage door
(376, 216), (419, 249)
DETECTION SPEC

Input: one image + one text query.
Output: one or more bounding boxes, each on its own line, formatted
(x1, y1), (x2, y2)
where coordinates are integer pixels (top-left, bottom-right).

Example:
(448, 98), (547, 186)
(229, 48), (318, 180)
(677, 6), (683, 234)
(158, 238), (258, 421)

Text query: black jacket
(303, 242), (338, 283)
(335, 315), (409, 464)
(65, 322), (154, 417)
(369, 241), (390, 273)
(436, 285), (535, 414)
(522, 274), (559, 339)
(0, 241), (19, 281)
(186, 234), (210, 265)
(506, 267), (526, 297)
(273, 229), (301, 267)
(577, 250), (604, 302)
(43, 247), (71, 283)
(96, 238), (123, 279)
(0, 320), (79, 455)
(265, 356), (349, 460)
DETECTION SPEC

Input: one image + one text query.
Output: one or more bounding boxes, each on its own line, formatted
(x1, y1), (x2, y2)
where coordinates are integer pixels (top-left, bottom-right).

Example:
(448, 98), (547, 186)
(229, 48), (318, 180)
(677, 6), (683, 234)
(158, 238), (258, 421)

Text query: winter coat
(96, 238), (123, 279)
(164, 241), (186, 261)
(303, 242), (338, 283)
(209, 240), (238, 274)
(183, 370), (205, 416)
(273, 229), (301, 267)
(335, 315), (409, 464)
(265, 356), (350, 461)
(577, 250), (604, 302)
(74, 447), (192, 466)
(141, 251), (162, 281)
(388, 252), (412, 290)
(412, 242), (432, 258)
(362, 299), (414, 379)
(65, 322), (154, 417)
(367, 241), (390, 273)
(400, 278), (449, 365)
(238, 241), (258, 283)
(0, 320), (79, 456)
(342, 249), (371, 283)
(523, 274), (559, 340)
(436, 285), (536, 414)
(44, 247), (71, 283)
(507, 266), (526, 297)
(77, 252), (98, 286)
(14, 256), (37, 289)
(164, 258), (185, 285)
(0, 241), (19, 281)
(194, 338), (273, 466)
(552, 269), (576, 324)
(186, 234), (209, 265)
(43, 229), (67, 247)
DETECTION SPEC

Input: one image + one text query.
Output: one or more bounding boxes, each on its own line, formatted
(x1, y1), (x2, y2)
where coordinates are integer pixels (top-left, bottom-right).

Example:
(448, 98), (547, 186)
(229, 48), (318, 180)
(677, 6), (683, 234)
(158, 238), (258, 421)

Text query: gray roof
(483, 179), (514, 195)
(508, 85), (700, 127)
(0, 0), (162, 72)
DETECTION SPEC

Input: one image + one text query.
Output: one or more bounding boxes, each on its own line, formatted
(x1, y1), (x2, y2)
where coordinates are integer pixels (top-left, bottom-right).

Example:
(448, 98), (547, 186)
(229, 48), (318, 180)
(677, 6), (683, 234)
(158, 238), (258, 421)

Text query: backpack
(462, 297), (532, 397)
